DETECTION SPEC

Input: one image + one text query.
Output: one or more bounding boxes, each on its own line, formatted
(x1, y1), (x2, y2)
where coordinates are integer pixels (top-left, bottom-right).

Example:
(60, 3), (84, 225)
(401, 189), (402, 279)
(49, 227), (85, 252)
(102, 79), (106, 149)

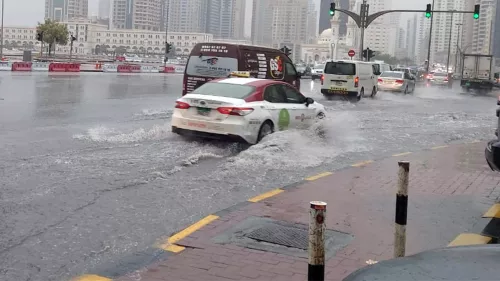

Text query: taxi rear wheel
(257, 121), (274, 143)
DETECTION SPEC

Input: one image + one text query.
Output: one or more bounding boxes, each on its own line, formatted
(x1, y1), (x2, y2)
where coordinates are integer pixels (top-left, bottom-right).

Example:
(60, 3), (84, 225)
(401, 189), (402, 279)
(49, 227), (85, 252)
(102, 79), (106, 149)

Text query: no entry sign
(348, 49), (355, 57)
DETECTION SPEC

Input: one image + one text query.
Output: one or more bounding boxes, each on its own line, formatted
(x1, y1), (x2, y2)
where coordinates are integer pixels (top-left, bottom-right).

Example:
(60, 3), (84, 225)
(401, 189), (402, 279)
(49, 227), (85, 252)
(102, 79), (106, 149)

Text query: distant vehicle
(428, 72), (449, 86)
(311, 64), (325, 80)
(124, 55), (142, 62)
(378, 71), (415, 94)
(296, 65), (312, 78)
(171, 71), (326, 144)
(182, 43), (301, 96)
(320, 59), (379, 101)
(460, 54), (494, 92)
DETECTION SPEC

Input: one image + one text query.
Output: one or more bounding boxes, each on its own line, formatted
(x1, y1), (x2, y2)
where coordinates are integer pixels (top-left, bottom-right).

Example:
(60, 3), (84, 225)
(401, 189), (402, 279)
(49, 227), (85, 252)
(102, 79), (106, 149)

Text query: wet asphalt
(0, 72), (498, 281)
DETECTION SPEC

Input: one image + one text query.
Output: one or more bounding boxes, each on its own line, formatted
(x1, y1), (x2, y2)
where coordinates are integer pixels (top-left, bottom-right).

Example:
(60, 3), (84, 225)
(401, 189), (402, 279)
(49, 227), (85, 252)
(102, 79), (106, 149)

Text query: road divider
(32, 62), (50, 71)
(12, 62), (32, 71)
(49, 63), (81, 72)
(0, 61), (11, 71)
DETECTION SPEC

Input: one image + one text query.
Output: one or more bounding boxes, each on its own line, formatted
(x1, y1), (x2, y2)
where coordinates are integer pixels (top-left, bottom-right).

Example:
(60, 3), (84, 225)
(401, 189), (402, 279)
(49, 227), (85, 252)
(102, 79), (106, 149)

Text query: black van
(182, 43), (301, 96)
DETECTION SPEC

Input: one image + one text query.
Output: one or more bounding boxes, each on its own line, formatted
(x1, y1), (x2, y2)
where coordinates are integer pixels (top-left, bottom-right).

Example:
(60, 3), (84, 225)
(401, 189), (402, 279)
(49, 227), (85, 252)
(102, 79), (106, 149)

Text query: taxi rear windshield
(324, 62), (356, 75)
(191, 83), (256, 99)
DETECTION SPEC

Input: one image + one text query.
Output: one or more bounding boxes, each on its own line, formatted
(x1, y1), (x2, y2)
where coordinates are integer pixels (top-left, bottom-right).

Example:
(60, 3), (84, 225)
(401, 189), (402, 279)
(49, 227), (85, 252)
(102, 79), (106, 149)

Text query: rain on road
(0, 72), (497, 281)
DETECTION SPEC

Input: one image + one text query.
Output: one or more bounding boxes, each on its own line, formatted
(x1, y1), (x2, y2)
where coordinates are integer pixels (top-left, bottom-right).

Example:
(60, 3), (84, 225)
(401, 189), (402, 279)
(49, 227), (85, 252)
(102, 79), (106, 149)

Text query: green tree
(36, 19), (69, 56)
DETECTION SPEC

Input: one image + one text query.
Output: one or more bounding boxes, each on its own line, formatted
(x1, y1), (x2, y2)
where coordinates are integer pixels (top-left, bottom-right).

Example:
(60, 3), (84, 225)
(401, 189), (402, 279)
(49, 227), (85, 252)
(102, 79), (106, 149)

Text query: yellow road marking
(305, 172), (333, 181)
(447, 233), (492, 247)
(351, 160), (373, 167)
(158, 215), (219, 252)
(71, 275), (112, 281)
(483, 203), (500, 218)
(470, 140), (481, 144)
(392, 152), (412, 157)
(431, 145), (448, 150)
(248, 188), (284, 203)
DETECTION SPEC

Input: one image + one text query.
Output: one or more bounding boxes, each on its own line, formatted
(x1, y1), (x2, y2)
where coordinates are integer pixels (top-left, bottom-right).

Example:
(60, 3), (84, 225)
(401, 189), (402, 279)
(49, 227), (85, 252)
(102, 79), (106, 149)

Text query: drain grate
(245, 224), (309, 250)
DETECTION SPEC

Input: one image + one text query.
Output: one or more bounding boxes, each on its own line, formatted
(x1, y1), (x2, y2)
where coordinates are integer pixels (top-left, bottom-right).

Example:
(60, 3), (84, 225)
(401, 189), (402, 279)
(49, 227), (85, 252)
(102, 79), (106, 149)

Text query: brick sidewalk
(117, 142), (500, 281)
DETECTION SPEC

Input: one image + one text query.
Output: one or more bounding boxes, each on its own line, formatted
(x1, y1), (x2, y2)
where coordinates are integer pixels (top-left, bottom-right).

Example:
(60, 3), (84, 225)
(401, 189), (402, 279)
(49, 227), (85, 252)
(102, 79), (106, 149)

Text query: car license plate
(197, 107), (211, 116)
(384, 81), (392, 84)
(335, 81), (343, 86)
(330, 87), (347, 94)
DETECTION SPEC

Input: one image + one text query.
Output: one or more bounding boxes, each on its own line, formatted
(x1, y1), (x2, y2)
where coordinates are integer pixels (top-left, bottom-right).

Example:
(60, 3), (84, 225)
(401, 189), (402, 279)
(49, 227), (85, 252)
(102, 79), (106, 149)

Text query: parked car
(485, 96), (500, 172)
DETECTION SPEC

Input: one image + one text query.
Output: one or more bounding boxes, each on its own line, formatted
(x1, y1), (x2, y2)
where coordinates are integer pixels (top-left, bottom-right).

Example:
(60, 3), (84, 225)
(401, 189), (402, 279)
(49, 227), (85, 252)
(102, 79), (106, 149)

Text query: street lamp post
(163, 1), (169, 67)
(0, 0), (4, 59)
(454, 23), (462, 75)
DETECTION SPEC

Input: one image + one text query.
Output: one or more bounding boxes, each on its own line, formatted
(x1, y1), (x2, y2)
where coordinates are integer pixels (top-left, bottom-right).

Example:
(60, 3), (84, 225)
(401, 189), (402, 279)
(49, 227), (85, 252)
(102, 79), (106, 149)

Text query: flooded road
(0, 72), (497, 281)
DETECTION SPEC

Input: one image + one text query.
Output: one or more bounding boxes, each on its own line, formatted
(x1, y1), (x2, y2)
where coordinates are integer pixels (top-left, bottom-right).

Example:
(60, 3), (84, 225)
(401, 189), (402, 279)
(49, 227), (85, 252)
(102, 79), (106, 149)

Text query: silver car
(377, 71), (415, 94)
(429, 72), (449, 85)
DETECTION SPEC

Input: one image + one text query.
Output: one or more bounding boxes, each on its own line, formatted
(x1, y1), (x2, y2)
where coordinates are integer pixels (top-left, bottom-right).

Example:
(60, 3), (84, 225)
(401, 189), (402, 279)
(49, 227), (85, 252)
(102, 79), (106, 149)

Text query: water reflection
(34, 74), (83, 119)
(107, 74), (178, 99)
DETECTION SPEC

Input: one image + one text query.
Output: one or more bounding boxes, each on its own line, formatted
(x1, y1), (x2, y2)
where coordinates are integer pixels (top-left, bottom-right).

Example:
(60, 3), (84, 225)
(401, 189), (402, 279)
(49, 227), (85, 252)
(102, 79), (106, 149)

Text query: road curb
(71, 140), (487, 280)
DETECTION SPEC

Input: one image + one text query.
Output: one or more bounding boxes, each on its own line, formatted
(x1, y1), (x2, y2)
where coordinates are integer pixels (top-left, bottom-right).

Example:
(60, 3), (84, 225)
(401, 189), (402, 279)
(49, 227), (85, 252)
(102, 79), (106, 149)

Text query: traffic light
(166, 42), (172, 53)
(329, 2), (335, 16)
(362, 48), (375, 61)
(70, 35), (77, 42)
(280, 46), (292, 56)
(473, 4), (480, 19)
(36, 31), (44, 41)
(425, 4), (431, 18)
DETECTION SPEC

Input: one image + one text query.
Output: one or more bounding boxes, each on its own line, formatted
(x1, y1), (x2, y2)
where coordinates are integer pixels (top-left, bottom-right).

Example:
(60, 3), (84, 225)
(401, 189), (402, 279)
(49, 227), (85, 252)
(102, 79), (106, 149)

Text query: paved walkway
(116, 142), (500, 281)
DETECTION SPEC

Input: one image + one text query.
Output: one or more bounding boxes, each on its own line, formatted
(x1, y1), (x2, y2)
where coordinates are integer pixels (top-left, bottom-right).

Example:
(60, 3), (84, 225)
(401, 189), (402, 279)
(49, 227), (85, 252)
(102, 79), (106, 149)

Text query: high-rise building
(205, 0), (246, 39)
(306, 0), (318, 43)
(45, 0), (88, 22)
(470, 0), (496, 54)
(427, 0), (465, 63)
(166, 0), (207, 33)
(112, 0), (163, 31)
(98, 0), (111, 19)
(251, 0), (308, 60)
(416, 14), (431, 64)
(406, 15), (417, 62)
(318, 0), (349, 36)
(491, 0), (500, 60)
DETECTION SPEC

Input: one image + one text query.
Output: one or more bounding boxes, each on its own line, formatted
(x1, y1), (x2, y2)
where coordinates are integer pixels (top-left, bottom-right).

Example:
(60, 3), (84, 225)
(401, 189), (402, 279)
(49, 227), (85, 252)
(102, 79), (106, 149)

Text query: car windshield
(380, 72), (403, 78)
(433, 72), (447, 77)
(191, 82), (256, 99)
(324, 62), (356, 75)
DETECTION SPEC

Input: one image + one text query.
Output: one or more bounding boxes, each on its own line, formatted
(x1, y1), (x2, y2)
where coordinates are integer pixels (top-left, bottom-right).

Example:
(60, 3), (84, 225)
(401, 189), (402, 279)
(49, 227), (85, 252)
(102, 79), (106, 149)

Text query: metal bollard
(394, 161), (409, 258)
(308, 201), (327, 281)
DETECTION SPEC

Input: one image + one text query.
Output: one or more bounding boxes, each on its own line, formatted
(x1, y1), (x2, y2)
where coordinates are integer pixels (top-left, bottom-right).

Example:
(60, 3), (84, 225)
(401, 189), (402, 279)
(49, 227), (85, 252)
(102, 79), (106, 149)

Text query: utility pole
(0, 0), (4, 59)
(359, 0), (368, 61)
(425, 0), (434, 74)
(163, 0), (170, 67)
(454, 23), (462, 73)
(69, 34), (77, 61)
(445, 12), (454, 75)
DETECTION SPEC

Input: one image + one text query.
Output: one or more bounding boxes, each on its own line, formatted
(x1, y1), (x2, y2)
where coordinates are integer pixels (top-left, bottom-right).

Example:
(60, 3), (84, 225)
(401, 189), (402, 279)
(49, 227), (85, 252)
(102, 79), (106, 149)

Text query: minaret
(330, 1), (341, 40)
(345, 0), (358, 48)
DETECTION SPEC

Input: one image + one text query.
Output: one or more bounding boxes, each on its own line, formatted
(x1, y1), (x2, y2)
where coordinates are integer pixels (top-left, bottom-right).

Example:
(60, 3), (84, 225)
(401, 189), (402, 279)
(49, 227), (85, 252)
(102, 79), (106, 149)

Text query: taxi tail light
(217, 107), (254, 116)
(354, 77), (359, 87)
(175, 101), (190, 109)
(395, 79), (404, 84)
(377, 78), (383, 83)
(444, 77), (448, 81)
(320, 75), (324, 85)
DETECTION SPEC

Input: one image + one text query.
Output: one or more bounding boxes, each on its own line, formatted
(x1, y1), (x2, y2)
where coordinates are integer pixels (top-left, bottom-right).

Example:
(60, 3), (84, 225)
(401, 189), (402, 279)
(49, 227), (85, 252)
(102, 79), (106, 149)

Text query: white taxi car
(171, 71), (326, 144)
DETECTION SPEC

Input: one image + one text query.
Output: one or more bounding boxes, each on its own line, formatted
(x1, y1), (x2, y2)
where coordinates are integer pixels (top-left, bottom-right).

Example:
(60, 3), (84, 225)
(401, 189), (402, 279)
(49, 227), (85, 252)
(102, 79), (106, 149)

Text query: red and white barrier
(117, 64), (141, 73)
(12, 62), (32, 71)
(0, 61), (11, 71)
(49, 63), (81, 72)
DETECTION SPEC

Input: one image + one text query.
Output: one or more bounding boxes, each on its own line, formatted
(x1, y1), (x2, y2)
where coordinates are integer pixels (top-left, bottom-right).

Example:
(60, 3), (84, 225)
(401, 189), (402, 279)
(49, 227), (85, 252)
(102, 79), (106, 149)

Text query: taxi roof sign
(229, 71), (251, 78)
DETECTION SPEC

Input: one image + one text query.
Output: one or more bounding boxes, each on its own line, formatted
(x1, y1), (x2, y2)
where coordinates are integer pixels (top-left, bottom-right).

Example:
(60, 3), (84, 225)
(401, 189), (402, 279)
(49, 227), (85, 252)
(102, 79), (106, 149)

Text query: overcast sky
(1, 0), (427, 28)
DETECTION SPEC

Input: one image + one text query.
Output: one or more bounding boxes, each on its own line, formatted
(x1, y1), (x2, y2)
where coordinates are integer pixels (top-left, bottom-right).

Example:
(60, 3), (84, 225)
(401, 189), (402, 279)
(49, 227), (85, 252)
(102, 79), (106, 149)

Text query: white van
(369, 62), (390, 89)
(321, 60), (379, 100)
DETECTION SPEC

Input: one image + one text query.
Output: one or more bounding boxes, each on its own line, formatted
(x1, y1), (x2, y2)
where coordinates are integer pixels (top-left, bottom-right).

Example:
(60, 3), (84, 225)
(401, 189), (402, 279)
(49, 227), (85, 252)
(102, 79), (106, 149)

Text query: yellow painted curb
(447, 233), (492, 247)
(351, 160), (373, 167)
(392, 152), (412, 157)
(71, 275), (112, 281)
(157, 215), (219, 252)
(305, 172), (333, 181)
(248, 188), (284, 203)
(483, 203), (500, 218)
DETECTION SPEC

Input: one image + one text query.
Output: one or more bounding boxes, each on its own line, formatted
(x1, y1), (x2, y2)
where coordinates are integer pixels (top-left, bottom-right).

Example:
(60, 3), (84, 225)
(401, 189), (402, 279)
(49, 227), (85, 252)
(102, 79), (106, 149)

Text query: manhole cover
(245, 224), (308, 249)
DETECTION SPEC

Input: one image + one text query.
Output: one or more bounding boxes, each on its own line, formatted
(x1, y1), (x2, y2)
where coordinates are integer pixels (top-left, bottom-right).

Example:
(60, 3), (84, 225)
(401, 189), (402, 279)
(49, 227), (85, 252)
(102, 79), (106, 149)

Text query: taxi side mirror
(305, 97), (314, 106)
